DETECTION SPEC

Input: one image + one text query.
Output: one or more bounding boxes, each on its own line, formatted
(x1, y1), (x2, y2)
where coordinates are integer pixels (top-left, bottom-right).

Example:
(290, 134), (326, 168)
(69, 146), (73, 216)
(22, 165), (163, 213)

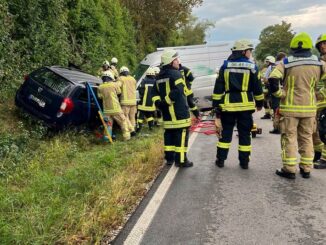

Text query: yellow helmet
(111, 57), (118, 64)
(161, 49), (179, 66)
(290, 32), (313, 49)
(153, 66), (160, 75)
(265, 56), (275, 64)
(231, 39), (254, 51)
(119, 66), (129, 73)
(315, 34), (326, 50)
(146, 67), (155, 76)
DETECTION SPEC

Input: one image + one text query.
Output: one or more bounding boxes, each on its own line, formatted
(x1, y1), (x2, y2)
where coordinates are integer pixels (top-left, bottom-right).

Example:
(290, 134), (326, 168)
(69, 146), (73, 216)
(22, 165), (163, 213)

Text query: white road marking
(123, 117), (205, 245)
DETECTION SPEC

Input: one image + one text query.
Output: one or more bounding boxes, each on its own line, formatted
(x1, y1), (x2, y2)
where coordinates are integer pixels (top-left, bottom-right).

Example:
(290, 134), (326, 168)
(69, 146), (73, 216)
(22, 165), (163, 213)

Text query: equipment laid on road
(251, 123), (262, 138)
(86, 82), (113, 143)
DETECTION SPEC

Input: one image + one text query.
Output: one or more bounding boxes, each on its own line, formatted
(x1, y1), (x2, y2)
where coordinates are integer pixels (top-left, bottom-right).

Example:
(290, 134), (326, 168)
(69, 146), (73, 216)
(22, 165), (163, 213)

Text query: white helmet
(103, 60), (110, 66)
(153, 66), (160, 75)
(120, 66), (129, 73)
(161, 49), (179, 66)
(102, 70), (114, 80)
(146, 67), (156, 76)
(231, 39), (254, 51)
(265, 56), (276, 64)
(111, 57), (118, 64)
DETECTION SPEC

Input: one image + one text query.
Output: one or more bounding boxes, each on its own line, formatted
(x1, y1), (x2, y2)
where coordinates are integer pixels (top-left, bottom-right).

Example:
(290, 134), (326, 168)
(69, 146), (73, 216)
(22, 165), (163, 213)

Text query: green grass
(0, 101), (164, 244)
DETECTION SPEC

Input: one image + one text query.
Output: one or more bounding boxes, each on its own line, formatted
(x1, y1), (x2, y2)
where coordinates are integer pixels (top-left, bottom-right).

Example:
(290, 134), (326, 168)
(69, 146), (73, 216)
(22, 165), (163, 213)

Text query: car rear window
(30, 68), (72, 96)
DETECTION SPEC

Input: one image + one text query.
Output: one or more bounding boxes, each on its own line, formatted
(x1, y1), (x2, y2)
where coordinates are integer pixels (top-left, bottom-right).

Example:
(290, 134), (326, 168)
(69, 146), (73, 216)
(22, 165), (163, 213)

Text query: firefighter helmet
(153, 66), (160, 75)
(146, 67), (155, 76)
(120, 66), (129, 73)
(161, 49), (179, 66)
(315, 34), (326, 50)
(231, 39), (254, 51)
(102, 70), (114, 81)
(290, 32), (313, 49)
(111, 57), (118, 64)
(103, 60), (110, 66)
(265, 56), (276, 64)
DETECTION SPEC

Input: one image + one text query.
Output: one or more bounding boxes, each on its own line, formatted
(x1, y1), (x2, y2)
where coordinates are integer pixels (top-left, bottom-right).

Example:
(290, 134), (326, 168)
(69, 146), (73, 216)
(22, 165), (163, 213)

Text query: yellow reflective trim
(241, 92), (248, 103)
(314, 143), (323, 152)
(142, 86), (149, 107)
(180, 128), (187, 163)
(217, 142), (231, 149)
(164, 146), (176, 151)
(273, 89), (282, 98)
(138, 105), (156, 111)
(137, 119), (144, 123)
(147, 117), (154, 121)
(185, 87), (193, 96)
(165, 95), (173, 105)
(224, 70), (230, 91)
(242, 72), (249, 91)
(212, 93), (224, 100)
(310, 77), (315, 106)
(270, 67), (283, 79)
(322, 74), (326, 80)
(175, 78), (184, 85)
(190, 106), (198, 111)
(163, 118), (191, 129)
(254, 94), (264, 101)
(280, 105), (316, 113)
(186, 70), (191, 77)
(152, 96), (160, 102)
(289, 76), (295, 106)
(238, 145), (252, 152)
(225, 93), (230, 104)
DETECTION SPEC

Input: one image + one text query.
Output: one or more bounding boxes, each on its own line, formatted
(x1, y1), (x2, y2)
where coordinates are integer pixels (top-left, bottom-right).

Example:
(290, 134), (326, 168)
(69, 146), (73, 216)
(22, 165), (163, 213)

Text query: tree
(255, 21), (295, 61)
(167, 15), (214, 46)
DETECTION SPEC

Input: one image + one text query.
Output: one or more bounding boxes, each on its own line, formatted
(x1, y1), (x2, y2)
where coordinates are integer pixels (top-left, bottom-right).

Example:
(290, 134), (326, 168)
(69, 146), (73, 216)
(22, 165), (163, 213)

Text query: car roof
(48, 66), (102, 86)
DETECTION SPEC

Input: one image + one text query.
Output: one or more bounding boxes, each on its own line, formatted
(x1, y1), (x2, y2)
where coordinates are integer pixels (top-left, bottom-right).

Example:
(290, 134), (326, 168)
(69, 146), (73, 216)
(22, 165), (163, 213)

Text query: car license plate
(28, 94), (46, 108)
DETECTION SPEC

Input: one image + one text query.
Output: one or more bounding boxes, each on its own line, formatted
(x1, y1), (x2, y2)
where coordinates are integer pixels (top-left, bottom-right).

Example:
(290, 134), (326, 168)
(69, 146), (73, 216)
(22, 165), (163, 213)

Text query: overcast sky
(193, 0), (325, 43)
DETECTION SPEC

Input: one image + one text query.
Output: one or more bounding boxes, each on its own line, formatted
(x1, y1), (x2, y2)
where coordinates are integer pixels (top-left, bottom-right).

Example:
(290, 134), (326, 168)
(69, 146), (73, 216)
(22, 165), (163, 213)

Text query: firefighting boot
(275, 168), (296, 179)
(166, 160), (174, 166)
(239, 160), (249, 169)
(299, 168), (310, 179)
(148, 121), (154, 131)
(215, 157), (224, 168)
(313, 151), (321, 163)
(176, 160), (193, 168)
(314, 159), (326, 169)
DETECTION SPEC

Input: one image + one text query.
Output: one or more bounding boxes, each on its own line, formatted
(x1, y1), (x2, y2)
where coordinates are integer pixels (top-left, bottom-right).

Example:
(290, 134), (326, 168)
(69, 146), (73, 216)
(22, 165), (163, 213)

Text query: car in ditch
(15, 66), (102, 129)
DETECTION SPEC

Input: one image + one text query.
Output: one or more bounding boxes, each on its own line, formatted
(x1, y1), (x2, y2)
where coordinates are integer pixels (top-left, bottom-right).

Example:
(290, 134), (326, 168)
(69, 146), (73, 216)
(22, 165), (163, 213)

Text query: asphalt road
(113, 111), (326, 245)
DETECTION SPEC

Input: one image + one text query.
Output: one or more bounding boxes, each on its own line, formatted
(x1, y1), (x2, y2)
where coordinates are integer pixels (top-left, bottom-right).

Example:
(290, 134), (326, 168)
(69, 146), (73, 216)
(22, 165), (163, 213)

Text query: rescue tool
(86, 82), (113, 143)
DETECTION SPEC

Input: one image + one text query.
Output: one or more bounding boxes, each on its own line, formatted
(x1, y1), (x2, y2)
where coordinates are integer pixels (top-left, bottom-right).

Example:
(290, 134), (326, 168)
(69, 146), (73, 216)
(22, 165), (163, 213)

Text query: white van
(133, 42), (234, 110)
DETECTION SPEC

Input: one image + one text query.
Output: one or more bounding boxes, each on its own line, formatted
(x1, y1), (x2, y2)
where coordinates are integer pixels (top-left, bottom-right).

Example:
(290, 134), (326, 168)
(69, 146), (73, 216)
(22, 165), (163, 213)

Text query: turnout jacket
(118, 75), (137, 106)
(212, 57), (264, 113)
(152, 65), (191, 129)
(269, 54), (326, 117)
(179, 65), (198, 112)
(316, 54), (326, 110)
(138, 76), (156, 111)
(98, 81), (122, 115)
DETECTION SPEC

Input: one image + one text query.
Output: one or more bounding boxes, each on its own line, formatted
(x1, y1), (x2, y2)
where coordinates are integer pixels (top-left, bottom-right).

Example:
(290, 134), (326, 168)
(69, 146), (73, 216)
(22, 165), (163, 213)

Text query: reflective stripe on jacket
(269, 55), (326, 117)
(118, 75), (137, 106)
(138, 76), (156, 111)
(212, 57), (264, 112)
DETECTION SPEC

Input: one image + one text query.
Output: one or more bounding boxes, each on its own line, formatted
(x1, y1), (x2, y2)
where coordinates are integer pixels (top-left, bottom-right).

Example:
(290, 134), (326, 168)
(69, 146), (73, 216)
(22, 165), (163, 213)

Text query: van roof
(49, 66), (102, 86)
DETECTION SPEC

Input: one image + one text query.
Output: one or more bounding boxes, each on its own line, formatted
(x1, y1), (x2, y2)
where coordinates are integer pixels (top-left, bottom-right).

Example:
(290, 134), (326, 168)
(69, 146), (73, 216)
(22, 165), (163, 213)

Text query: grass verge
(0, 101), (164, 244)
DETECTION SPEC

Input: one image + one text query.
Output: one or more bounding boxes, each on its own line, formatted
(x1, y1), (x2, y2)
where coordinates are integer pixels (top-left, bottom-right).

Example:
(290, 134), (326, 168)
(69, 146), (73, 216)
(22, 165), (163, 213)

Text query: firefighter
(137, 67), (156, 132)
(213, 39), (264, 169)
(179, 64), (200, 119)
(269, 32), (326, 179)
(110, 57), (119, 79)
(98, 70), (130, 141)
(260, 56), (274, 119)
(98, 60), (111, 78)
(314, 34), (326, 169)
(152, 49), (193, 167)
(118, 66), (137, 136)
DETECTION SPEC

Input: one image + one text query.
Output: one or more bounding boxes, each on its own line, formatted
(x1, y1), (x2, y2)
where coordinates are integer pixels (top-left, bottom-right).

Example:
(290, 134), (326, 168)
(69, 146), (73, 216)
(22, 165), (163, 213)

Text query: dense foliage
(255, 21), (295, 61)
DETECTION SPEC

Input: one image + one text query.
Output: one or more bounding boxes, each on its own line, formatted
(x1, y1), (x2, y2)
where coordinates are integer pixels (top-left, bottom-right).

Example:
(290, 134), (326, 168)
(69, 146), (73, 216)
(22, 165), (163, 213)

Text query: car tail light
(59, 98), (74, 114)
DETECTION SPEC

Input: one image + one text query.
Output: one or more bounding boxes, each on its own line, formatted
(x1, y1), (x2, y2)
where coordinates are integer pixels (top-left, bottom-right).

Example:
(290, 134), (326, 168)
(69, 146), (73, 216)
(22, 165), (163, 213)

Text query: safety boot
(314, 159), (326, 169)
(215, 158), (224, 168)
(176, 160), (193, 168)
(166, 160), (174, 166)
(239, 161), (249, 169)
(299, 168), (310, 179)
(275, 168), (296, 179)
(269, 128), (280, 134)
(313, 151), (321, 163)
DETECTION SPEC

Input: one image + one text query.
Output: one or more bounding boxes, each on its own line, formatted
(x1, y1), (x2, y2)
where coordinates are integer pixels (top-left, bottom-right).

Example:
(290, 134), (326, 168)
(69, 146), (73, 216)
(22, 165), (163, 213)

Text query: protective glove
(192, 109), (200, 119)
(215, 118), (222, 138)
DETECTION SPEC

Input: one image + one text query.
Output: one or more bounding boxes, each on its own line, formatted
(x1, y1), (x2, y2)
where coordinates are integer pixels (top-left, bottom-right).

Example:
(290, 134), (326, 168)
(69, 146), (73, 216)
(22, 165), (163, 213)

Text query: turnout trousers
(137, 110), (154, 128)
(217, 111), (253, 163)
(104, 112), (130, 140)
(280, 116), (315, 173)
(122, 105), (137, 132)
(164, 127), (189, 164)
